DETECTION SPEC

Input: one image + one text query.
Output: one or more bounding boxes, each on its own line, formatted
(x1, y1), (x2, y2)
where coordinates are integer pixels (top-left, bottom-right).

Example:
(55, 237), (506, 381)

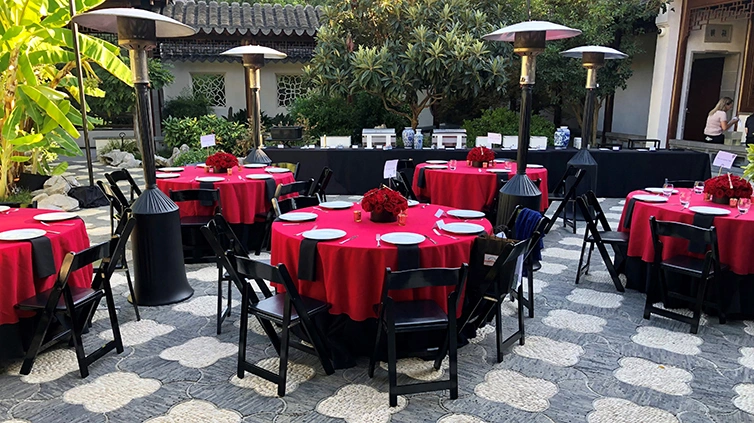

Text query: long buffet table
(265, 147), (712, 198)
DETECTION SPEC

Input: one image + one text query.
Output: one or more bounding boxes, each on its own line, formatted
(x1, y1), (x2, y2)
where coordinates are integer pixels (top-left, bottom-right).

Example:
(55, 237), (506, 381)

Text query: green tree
(0, 0), (132, 199)
(306, 0), (508, 130)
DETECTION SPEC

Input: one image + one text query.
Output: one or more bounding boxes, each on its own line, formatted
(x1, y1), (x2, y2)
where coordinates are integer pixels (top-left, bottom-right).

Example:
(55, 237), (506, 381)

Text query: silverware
(422, 204), (429, 209)
(434, 228), (458, 240)
(237, 176), (243, 181)
(282, 223), (300, 226)
(313, 207), (329, 213)
(425, 235), (437, 245)
(295, 224), (317, 236)
(735, 212), (743, 218)
(45, 230), (60, 234)
(41, 221), (74, 227)
(339, 235), (358, 245)
(376, 233), (381, 247)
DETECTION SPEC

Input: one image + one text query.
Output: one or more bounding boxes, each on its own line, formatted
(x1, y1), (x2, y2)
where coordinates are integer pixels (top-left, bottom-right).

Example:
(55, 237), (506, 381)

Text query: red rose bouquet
(206, 151), (238, 170)
(703, 174), (753, 199)
(467, 146), (495, 163)
(361, 186), (408, 217)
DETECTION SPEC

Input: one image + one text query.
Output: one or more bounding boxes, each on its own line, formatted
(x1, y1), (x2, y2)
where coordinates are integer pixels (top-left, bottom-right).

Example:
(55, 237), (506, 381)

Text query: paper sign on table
(488, 132), (502, 146)
(435, 219), (446, 229)
(712, 151), (737, 169)
(383, 159), (398, 179)
(200, 134), (216, 148)
(434, 209), (445, 218)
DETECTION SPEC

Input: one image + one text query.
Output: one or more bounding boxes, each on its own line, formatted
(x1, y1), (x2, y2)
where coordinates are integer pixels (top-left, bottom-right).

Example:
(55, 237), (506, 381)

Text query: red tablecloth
(0, 209), (92, 325)
(411, 162), (548, 212)
(619, 189), (754, 275)
(156, 165), (296, 224)
(270, 204), (493, 321)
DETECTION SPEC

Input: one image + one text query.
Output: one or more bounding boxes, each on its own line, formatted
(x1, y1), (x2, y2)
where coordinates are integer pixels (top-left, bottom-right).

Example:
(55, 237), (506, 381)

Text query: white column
(646, 1), (684, 147)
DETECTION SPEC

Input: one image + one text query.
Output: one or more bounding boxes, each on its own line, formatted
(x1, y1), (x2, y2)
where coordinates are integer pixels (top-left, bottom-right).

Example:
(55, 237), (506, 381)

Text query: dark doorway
(683, 57), (725, 141)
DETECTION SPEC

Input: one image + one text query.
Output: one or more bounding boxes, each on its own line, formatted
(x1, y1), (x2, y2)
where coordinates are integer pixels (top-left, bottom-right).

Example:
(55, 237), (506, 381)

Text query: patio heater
(562, 46), (627, 196)
(483, 21), (581, 225)
(72, 9), (195, 305)
(221, 46), (287, 164)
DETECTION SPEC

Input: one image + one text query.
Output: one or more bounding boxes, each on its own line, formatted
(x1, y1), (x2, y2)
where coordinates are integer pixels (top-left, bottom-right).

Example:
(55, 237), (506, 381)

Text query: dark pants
(704, 134), (725, 144)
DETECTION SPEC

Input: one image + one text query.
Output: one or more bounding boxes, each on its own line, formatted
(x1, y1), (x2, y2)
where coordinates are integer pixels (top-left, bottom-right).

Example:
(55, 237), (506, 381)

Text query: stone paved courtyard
(1, 156), (754, 423)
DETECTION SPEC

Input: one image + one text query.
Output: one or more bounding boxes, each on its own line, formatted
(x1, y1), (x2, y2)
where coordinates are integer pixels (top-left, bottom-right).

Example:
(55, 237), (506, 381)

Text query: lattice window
(191, 73), (226, 107)
(276, 74), (304, 107)
(690, 1), (754, 30)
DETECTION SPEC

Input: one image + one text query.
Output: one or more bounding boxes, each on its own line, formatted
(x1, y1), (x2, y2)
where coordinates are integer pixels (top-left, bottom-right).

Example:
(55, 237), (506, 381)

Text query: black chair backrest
(97, 181), (124, 215)
(381, 265), (469, 311)
(390, 171), (417, 201)
(234, 256), (302, 303)
(308, 167), (333, 199)
(271, 162), (300, 179)
(396, 158), (415, 171)
(550, 166), (579, 196)
(169, 189), (222, 213)
(105, 169), (142, 199)
(201, 219), (261, 301)
(504, 206), (549, 263)
(274, 179), (318, 213)
(583, 190), (611, 232)
(649, 216), (720, 274)
(485, 239), (529, 296)
(667, 180), (695, 189)
(275, 180), (314, 198)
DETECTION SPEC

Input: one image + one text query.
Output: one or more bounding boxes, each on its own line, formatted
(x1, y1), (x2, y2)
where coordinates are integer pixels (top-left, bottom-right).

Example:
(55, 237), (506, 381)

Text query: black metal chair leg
(368, 324), (383, 378)
(495, 300), (504, 363)
(596, 242), (625, 292)
(20, 313), (53, 375)
(238, 287), (250, 379)
(448, 307), (458, 400)
(386, 322), (398, 407)
(123, 261), (140, 321)
(277, 321), (290, 397)
(575, 239), (589, 285)
(527, 270), (534, 318)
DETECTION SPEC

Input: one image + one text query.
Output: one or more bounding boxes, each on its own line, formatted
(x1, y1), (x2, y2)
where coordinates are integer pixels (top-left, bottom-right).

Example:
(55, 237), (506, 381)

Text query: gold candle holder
(398, 212), (407, 226)
(227, 168), (233, 175)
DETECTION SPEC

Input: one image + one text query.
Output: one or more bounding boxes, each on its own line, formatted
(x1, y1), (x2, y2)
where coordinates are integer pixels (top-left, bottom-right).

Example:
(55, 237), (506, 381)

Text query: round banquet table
(156, 165), (296, 224)
(618, 189), (754, 316)
(270, 204), (493, 322)
(411, 161), (548, 213)
(0, 208), (92, 326)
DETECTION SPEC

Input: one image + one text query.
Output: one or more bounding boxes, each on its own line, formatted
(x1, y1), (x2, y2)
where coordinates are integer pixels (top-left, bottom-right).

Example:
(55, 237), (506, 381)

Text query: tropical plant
(172, 148), (213, 167)
(306, 0), (508, 130)
(744, 144), (754, 182)
(462, 107), (556, 146)
(0, 0), (131, 199)
(162, 115), (247, 156)
(163, 90), (212, 119)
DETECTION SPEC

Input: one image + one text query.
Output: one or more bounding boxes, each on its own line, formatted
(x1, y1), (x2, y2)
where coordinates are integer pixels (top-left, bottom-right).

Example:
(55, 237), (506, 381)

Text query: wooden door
(683, 57), (725, 141)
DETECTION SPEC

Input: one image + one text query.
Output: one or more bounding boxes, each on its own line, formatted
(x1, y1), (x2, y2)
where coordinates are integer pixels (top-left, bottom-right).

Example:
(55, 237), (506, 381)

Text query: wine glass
(448, 159), (457, 171)
(679, 191), (690, 209)
(662, 182), (674, 198)
(693, 181), (704, 194)
(738, 198), (751, 217)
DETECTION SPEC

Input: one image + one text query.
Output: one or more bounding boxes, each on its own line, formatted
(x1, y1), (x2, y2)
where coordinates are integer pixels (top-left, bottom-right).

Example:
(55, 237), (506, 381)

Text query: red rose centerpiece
(206, 151), (238, 174)
(467, 147), (495, 168)
(703, 174), (753, 204)
(361, 186), (408, 223)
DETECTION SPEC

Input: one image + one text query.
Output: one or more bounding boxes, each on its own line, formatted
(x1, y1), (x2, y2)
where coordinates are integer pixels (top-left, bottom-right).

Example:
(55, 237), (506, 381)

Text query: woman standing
(703, 97), (738, 144)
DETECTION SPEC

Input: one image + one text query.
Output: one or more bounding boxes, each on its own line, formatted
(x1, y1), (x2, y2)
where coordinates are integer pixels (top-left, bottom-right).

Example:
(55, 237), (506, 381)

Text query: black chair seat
(180, 216), (214, 226)
(661, 255), (726, 277)
(392, 300), (448, 330)
(587, 231), (629, 244)
(249, 294), (329, 322)
(17, 286), (101, 311)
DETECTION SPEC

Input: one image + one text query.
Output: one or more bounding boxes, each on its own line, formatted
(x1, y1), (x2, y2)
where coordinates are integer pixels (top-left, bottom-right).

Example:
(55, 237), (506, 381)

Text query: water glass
(662, 183), (674, 198)
(448, 160), (457, 170)
(739, 198), (751, 216)
(693, 181), (704, 195)
(679, 191), (690, 208)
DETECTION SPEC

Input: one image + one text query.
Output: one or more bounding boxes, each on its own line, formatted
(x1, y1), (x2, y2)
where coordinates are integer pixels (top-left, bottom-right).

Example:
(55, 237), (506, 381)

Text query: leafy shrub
(172, 148), (213, 167)
(261, 112), (296, 128)
(163, 91), (212, 119)
(162, 115), (248, 156)
(462, 108), (556, 147)
(97, 138), (142, 160)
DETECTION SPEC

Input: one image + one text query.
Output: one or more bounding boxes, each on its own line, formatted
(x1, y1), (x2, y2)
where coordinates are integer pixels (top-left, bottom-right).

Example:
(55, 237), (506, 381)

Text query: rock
(166, 146), (183, 166)
(65, 176), (81, 188)
(43, 175), (71, 195)
(155, 155), (169, 167)
(32, 193), (49, 204)
(99, 149), (141, 168)
(180, 144), (190, 154)
(38, 193), (79, 211)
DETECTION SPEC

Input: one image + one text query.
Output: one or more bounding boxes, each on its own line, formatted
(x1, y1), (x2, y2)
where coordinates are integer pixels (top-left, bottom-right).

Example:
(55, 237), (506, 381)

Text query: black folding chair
(308, 167), (333, 202)
(17, 217), (136, 377)
(389, 171), (418, 201)
(259, 180), (318, 253)
(575, 192), (628, 292)
(234, 256), (334, 397)
(169, 188), (222, 263)
(368, 265), (468, 407)
(270, 162), (300, 179)
(104, 169), (141, 203)
(545, 166), (585, 234)
(503, 206), (550, 318)
(201, 215), (273, 334)
(645, 217), (727, 334)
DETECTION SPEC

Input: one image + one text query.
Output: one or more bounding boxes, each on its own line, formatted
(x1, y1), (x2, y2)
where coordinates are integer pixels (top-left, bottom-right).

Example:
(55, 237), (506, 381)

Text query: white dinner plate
(494, 158), (512, 163)
(633, 194), (669, 203)
(196, 176), (225, 183)
(279, 212), (318, 222)
(0, 228), (47, 241)
(246, 174), (273, 180)
(266, 167), (291, 173)
(527, 164), (544, 168)
(156, 173), (180, 179)
(407, 200), (420, 207)
(425, 165), (448, 169)
(426, 160), (448, 164)
(442, 222), (486, 234)
(196, 163), (207, 168)
(303, 229), (347, 241)
(158, 167), (184, 172)
(689, 206), (731, 216)
(447, 209), (486, 219)
(380, 232), (425, 245)
(645, 187), (679, 194)
(34, 212), (78, 222)
(319, 201), (354, 209)
(0, 206), (9, 213)
(244, 163), (267, 168)
(487, 169), (510, 173)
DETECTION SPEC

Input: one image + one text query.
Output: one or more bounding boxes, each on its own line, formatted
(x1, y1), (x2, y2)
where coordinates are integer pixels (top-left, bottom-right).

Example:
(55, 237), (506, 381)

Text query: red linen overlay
(0, 209), (92, 325)
(270, 204), (492, 321)
(156, 165), (295, 224)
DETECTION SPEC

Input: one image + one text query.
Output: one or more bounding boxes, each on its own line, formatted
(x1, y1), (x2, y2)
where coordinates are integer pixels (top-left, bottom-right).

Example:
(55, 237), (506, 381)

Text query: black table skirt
(624, 257), (754, 319)
(265, 147), (711, 197)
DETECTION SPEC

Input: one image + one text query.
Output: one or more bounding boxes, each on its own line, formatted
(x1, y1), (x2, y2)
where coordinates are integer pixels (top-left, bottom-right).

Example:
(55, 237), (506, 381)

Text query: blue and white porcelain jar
(554, 126), (571, 148)
(402, 127), (415, 149)
(414, 131), (424, 149)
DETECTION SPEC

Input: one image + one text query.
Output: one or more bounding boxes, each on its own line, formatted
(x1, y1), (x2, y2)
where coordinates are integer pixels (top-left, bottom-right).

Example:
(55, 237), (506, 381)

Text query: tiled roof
(159, 0), (322, 36)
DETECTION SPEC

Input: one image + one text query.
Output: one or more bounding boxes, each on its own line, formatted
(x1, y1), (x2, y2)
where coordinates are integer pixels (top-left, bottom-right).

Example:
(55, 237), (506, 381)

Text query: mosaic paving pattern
(1, 158), (754, 422)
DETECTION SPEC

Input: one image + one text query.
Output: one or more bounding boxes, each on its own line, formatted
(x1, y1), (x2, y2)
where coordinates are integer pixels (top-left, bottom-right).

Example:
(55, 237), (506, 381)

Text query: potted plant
(361, 186), (408, 223)
(206, 151), (238, 174)
(703, 174), (752, 204)
(467, 147), (495, 168)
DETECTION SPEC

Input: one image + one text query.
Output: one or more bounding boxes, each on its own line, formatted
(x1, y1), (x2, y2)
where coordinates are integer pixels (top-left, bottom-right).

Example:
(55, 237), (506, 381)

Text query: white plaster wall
(598, 32), (656, 136)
